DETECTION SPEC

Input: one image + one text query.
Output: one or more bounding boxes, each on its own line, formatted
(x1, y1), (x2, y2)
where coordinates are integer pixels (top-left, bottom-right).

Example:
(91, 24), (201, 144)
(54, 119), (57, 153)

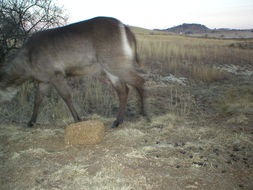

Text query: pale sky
(59, 0), (253, 29)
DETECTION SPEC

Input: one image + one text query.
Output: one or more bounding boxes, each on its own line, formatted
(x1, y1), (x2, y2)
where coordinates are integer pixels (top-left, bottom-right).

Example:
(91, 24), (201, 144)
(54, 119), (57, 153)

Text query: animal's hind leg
(123, 70), (149, 120)
(28, 82), (49, 127)
(112, 81), (129, 128)
(105, 71), (129, 128)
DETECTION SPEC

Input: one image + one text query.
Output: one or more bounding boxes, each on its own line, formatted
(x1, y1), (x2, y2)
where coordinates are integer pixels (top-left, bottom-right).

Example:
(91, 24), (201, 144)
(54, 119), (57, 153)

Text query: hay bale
(64, 120), (105, 145)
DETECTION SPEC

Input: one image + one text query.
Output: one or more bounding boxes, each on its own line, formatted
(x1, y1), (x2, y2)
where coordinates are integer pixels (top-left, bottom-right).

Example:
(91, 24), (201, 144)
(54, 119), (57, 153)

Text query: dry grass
(213, 85), (253, 123)
(189, 64), (227, 82)
(147, 83), (197, 117)
(137, 34), (253, 65)
(137, 34), (253, 82)
(0, 74), (197, 125)
(129, 26), (172, 36)
(1, 112), (252, 189)
(0, 77), (119, 124)
(1, 31), (253, 125)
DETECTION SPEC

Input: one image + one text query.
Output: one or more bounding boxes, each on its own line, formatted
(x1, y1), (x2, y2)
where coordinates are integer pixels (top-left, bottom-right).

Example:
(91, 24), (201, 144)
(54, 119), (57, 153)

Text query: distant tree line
(0, 0), (67, 63)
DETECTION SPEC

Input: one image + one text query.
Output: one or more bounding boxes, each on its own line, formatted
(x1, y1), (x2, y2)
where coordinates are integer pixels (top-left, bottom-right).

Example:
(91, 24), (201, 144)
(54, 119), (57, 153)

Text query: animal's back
(26, 17), (126, 57)
(24, 17), (135, 80)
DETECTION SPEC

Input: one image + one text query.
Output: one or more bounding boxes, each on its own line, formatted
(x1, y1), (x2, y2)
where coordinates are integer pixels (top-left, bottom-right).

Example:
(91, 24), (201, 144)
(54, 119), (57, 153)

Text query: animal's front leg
(28, 82), (50, 127)
(51, 73), (81, 122)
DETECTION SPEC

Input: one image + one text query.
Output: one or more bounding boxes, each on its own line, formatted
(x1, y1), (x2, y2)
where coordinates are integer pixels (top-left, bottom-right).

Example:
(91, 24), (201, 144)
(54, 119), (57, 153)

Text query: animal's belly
(65, 62), (101, 77)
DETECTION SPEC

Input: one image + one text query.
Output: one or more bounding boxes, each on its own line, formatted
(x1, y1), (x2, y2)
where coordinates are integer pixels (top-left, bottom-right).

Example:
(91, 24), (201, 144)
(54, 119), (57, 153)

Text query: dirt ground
(1, 66), (253, 190)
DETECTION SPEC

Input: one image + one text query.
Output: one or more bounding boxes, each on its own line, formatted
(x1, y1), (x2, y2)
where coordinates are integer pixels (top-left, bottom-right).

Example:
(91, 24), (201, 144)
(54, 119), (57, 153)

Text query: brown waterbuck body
(0, 17), (148, 128)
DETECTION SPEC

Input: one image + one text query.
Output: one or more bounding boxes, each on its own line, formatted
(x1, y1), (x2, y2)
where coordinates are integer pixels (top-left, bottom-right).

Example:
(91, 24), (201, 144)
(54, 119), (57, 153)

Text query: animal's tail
(124, 25), (143, 68)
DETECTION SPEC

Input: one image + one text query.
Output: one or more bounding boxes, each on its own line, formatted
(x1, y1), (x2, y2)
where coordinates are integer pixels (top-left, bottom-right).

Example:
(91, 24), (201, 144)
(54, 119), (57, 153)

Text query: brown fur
(0, 17), (148, 128)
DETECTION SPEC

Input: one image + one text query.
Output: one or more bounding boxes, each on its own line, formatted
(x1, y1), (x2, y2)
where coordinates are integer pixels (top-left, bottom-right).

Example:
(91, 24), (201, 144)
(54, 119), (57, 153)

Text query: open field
(188, 30), (253, 39)
(0, 29), (253, 189)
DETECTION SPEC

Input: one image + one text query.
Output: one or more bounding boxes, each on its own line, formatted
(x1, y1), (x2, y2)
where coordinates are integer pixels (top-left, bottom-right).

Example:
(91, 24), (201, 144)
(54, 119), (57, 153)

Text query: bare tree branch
(0, 0), (68, 63)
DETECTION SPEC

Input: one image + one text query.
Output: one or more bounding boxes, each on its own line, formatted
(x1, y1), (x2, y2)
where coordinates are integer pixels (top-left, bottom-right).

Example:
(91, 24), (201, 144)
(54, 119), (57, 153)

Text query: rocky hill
(157, 23), (253, 38)
(165, 23), (211, 34)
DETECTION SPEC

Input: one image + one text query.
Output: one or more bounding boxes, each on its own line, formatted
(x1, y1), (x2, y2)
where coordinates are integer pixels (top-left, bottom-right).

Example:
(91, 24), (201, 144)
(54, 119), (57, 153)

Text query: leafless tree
(0, 0), (67, 63)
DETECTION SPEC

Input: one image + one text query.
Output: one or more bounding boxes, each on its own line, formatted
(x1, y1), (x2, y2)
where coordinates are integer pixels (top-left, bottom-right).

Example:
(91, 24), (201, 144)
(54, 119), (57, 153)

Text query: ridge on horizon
(154, 23), (253, 34)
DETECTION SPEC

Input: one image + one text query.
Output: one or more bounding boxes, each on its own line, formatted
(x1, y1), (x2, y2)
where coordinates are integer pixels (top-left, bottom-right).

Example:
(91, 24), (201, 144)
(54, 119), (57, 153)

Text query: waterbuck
(0, 17), (147, 128)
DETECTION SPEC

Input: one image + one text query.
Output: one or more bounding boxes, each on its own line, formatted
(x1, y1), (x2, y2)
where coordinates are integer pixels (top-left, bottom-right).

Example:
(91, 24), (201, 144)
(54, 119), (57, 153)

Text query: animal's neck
(0, 52), (29, 88)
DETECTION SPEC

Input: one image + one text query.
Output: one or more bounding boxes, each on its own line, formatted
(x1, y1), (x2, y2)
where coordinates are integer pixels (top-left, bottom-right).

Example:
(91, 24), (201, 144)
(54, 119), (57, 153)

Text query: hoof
(111, 119), (123, 128)
(145, 115), (152, 123)
(27, 121), (35, 128)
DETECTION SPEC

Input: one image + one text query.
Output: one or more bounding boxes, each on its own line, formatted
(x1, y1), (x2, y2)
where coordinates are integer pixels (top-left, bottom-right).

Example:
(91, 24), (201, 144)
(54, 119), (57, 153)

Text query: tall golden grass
(137, 34), (253, 81)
